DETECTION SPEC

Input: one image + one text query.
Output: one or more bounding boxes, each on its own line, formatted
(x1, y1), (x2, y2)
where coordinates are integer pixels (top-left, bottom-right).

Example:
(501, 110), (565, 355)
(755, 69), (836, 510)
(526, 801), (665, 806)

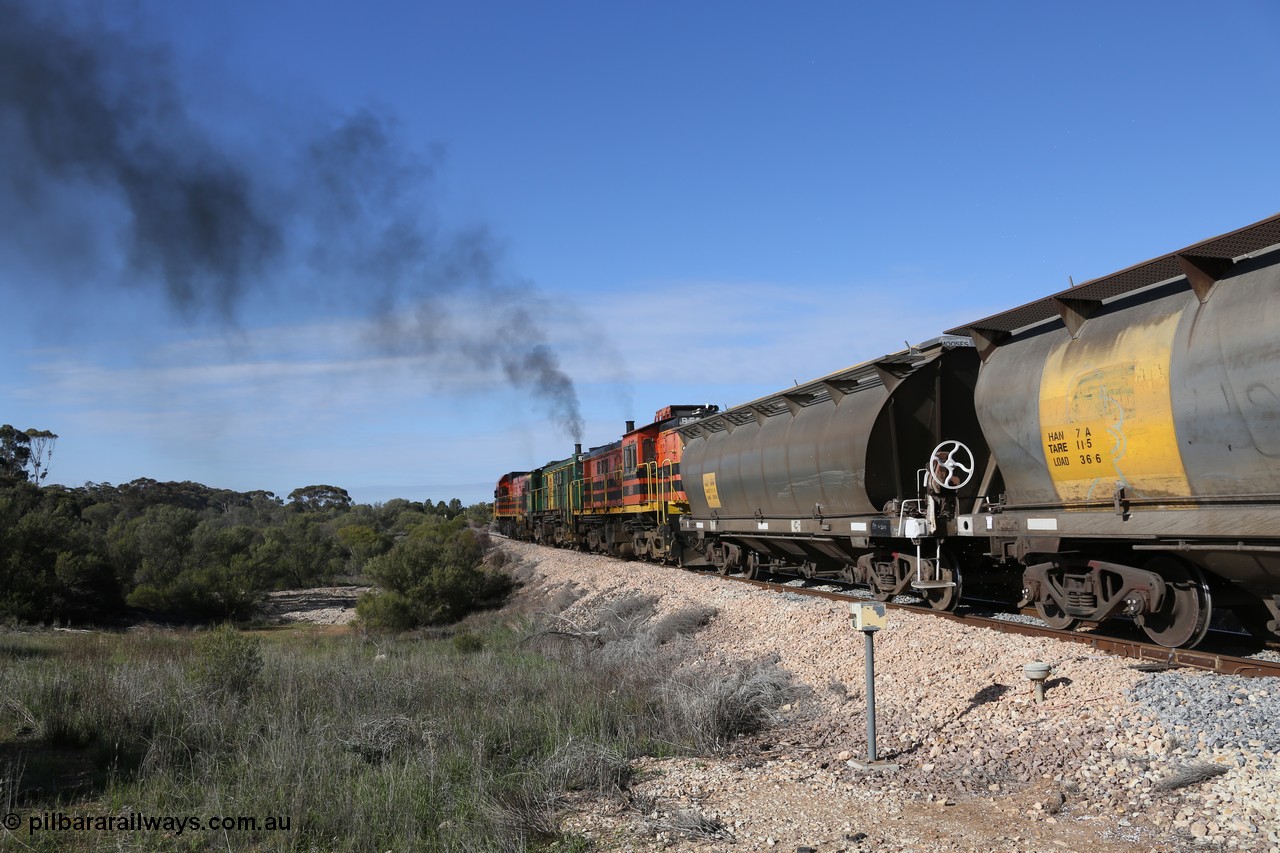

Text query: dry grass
(1153, 760), (1230, 791)
(0, 592), (797, 852)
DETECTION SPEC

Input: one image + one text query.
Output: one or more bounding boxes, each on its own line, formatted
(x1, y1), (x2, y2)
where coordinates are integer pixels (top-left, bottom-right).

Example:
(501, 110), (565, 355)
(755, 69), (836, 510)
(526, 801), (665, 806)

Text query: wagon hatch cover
(677, 335), (970, 440)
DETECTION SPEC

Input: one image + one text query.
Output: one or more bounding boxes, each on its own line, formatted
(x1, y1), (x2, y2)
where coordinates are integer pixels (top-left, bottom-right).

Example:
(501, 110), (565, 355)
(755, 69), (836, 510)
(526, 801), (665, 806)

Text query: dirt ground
(258, 586), (369, 625)
(259, 555), (1270, 853)
(496, 541), (1271, 853)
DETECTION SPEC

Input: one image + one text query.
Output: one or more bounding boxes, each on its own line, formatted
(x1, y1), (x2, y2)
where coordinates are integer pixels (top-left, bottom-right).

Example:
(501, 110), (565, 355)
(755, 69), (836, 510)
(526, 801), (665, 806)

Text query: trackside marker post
(847, 602), (898, 772)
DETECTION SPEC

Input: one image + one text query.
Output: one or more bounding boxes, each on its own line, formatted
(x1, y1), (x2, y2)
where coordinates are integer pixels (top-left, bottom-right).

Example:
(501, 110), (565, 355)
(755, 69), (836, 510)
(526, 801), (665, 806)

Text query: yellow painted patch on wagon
(1038, 313), (1189, 501)
(702, 472), (722, 509)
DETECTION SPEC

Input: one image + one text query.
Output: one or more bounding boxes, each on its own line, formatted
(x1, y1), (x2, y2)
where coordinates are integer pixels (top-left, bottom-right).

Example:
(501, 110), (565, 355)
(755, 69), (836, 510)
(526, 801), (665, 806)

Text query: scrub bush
(190, 624), (263, 696)
(357, 517), (513, 629)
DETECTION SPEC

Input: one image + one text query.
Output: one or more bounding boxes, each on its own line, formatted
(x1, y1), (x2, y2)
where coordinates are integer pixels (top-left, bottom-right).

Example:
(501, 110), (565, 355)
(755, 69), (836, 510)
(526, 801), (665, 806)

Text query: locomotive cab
(576, 405), (718, 561)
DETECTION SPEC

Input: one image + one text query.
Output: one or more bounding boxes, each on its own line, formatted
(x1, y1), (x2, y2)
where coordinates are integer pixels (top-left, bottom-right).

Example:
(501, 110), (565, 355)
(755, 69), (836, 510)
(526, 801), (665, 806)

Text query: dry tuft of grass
(644, 807), (728, 840)
(1153, 760), (1230, 791)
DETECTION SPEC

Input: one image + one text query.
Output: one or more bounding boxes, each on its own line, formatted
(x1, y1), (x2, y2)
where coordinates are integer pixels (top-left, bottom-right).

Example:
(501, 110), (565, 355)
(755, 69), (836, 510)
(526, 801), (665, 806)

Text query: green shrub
(355, 589), (418, 631)
(358, 517), (513, 630)
(452, 632), (485, 653)
(190, 625), (263, 696)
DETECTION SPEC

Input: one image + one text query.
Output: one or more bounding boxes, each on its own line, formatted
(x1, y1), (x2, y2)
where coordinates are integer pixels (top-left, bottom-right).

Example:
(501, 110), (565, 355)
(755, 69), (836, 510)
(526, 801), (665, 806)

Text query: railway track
(497, 533), (1280, 676)
(720, 572), (1280, 677)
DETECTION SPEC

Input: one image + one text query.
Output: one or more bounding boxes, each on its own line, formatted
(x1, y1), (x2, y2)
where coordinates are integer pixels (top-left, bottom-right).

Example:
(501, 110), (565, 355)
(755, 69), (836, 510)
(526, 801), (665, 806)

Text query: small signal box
(849, 602), (887, 632)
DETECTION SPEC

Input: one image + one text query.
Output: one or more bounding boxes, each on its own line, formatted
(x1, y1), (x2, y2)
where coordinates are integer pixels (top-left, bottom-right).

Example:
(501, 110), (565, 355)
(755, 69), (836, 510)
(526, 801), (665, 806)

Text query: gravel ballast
(500, 539), (1280, 853)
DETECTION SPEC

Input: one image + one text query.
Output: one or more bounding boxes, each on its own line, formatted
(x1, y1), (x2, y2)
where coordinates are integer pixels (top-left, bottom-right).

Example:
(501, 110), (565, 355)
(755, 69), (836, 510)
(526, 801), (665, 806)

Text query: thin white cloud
(9, 273), (1008, 503)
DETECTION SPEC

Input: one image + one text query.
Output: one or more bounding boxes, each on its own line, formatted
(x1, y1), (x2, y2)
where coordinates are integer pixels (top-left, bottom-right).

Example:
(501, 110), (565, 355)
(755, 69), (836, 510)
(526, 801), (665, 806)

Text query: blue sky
(3, 0), (1278, 506)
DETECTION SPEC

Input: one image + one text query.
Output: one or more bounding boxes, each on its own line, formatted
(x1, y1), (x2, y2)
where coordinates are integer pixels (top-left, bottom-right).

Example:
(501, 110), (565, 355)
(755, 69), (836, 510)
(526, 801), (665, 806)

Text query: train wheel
(1034, 598), (1079, 631)
(742, 552), (760, 580)
(1140, 558), (1212, 649)
(922, 557), (962, 612)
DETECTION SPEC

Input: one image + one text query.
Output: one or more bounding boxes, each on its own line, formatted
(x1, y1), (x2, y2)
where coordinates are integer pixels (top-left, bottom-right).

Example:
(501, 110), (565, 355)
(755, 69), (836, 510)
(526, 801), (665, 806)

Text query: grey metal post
(847, 601), (893, 772)
(863, 627), (878, 762)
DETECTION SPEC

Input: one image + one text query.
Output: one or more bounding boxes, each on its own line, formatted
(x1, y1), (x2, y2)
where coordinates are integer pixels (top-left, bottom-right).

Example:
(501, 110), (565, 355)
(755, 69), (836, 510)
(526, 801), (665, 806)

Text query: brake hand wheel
(928, 440), (974, 490)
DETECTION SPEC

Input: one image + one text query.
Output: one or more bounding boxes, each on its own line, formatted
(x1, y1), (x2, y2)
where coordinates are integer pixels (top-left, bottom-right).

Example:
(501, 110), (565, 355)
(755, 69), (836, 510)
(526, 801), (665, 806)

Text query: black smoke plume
(0, 0), (583, 441)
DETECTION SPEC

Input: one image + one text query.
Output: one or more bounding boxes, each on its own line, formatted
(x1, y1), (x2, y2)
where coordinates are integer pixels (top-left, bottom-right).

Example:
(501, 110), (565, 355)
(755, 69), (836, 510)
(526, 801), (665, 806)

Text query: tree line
(0, 424), (504, 626)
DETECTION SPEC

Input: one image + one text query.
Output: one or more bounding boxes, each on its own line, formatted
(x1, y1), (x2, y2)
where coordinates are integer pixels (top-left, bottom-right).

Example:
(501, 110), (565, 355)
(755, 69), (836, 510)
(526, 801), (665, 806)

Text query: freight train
(495, 213), (1280, 649)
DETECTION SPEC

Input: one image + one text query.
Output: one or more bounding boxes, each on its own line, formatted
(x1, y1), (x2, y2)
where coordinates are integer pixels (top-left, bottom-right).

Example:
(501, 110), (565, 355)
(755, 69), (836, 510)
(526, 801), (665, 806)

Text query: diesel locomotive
(494, 404), (719, 563)
(496, 213), (1280, 649)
